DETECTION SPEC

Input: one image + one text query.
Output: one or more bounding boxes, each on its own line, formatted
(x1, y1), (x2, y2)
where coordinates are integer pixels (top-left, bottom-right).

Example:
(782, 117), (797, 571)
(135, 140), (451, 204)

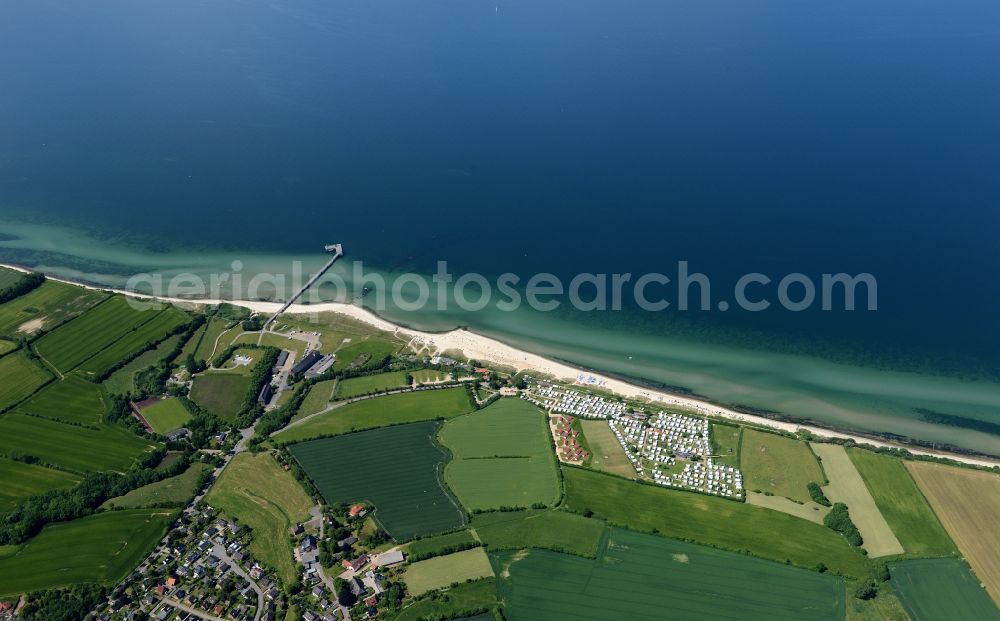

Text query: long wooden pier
(264, 243), (343, 327)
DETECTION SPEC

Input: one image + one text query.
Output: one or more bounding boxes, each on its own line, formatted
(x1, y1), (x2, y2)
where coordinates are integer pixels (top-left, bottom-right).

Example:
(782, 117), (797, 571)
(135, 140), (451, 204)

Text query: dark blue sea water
(2, 0), (999, 453)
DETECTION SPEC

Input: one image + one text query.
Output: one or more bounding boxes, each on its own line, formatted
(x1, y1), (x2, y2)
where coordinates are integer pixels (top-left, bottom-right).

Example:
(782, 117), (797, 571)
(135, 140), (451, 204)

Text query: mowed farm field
(0, 280), (105, 338)
(810, 444), (903, 558)
(472, 510), (607, 558)
(496, 528), (846, 621)
(438, 399), (560, 511)
(0, 351), (51, 410)
(34, 296), (170, 373)
(740, 429), (825, 503)
(289, 422), (466, 540)
(276, 387), (473, 442)
(190, 372), (252, 422)
(205, 452), (313, 585)
(906, 461), (1000, 606)
(562, 467), (867, 577)
(0, 456), (81, 512)
(847, 449), (956, 557)
(0, 508), (176, 597)
(139, 397), (192, 434)
(578, 419), (634, 477)
(76, 306), (189, 377)
(403, 548), (495, 596)
(890, 558), (1000, 621)
(335, 370), (410, 398)
(14, 375), (107, 424)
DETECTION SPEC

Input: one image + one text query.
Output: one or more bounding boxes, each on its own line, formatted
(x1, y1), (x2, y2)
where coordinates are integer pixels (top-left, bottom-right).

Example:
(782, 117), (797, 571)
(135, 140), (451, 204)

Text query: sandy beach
(3, 262), (998, 469)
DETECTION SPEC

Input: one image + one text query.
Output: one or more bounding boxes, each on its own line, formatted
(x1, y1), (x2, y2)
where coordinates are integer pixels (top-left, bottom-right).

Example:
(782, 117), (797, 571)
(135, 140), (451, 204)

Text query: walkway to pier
(264, 243), (343, 328)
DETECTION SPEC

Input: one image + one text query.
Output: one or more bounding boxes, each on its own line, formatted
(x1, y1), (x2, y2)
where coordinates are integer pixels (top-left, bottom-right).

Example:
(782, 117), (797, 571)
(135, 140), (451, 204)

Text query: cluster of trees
(854, 560), (890, 600)
(234, 346), (280, 428)
(19, 584), (106, 621)
(241, 315), (264, 331)
(807, 482), (831, 506)
(823, 502), (863, 547)
(407, 541), (482, 563)
(0, 271), (44, 304)
(0, 449), (193, 545)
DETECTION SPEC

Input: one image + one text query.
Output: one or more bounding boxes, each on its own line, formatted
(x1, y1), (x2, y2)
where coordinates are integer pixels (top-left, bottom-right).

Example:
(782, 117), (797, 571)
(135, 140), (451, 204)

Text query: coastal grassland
(578, 419), (635, 477)
(332, 338), (399, 370)
(0, 508), (176, 597)
(890, 558), (1000, 621)
(412, 369), (450, 384)
(562, 467), (868, 577)
(811, 443), (903, 557)
(740, 429), (825, 503)
(711, 422), (742, 467)
(0, 412), (158, 472)
(438, 399), (559, 511)
(102, 462), (212, 509)
(205, 452), (313, 585)
(140, 397), (192, 434)
(193, 316), (233, 361)
(906, 461), (1000, 605)
(846, 448), (956, 557)
(14, 375), (107, 425)
(745, 491), (829, 524)
(190, 372), (252, 421)
(102, 333), (183, 395)
(471, 510), (606, 558)
(288, 422), (465, 540)
(0, 267), (22, 288)
(394, 578), (497, 621)
(0, 280), (105, 337)
(404, 530), (480, 560)
(176, 321), (207, 363)
(0, 457), (81, 512)
(297, 379), (337, 419)
(402, 548), (495, 596)
(275, 387), (473, 442)
(335, 370), (410, 398)
(495, 527), (846, 621)
(233, 331), (308, 357)
(0, 350), (51, 410)
(76, 305), (189, 377)
(34, 296), (167, 372)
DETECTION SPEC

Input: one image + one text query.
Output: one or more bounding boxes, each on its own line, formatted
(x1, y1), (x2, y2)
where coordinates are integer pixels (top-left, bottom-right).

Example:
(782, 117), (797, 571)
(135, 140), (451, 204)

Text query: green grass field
(0, 280), (106, 338)
(0, 350), (51, 410)
(472, 510), (606, 558)
(205, 452), (313, 585)
(0, 412), (158, 473)
(193, 316), (233, 362)
(890, 558), (1000, 621)
(289, 422), (466, 540)
(711, 423), (742, 467)
(740, 429), (825, 503)
(403, 548), (495, 596)
(332, 339), (399, 370)
(102, 333), (183, 395)
(0, 340), (14, 356)
(495, 527), (846, 621)
(103, 462), (212, 509)
(0, 267), (23, 289)
(140, 397), (192, 434)
(0, 457), (81, 512)
(276, 387), (473, 442)
(190, 372), (252, 421)
(394, 578), (496, 621)
(335, 371), (410, 399)
(76, 306), (189, 377)
(578, 419), (634, 477)
(562, 467), (868, 577)
(176, 322), (207, 363)
(297, 379), (338, 419)
(412, 369), (450, 384)
(35, 296), (168, 373)
(0, 508), (176, 597)
(405, 530), (480, 560)
(847, 448), (957, 557)
(233, 331), (308, 358)
(14, 375), (107, 425)
(438, 399), (559, 511)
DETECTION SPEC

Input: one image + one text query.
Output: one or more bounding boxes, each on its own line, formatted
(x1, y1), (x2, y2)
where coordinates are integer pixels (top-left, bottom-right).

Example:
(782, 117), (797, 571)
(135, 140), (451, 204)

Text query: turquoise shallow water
(1, 0), (999, 454)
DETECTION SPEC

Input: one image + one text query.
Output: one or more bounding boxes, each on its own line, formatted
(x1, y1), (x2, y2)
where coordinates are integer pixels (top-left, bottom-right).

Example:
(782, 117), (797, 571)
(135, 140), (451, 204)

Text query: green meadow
(297, 378), (338, 419)
(496, 528), (846, 621)
(403, 548), (495, 596)
(102, 333), (183, 395)
(890, 558), (1000, 621)
(335, 370), (410, 398)
(404, 530), (480, 560)
(0, 457), (81, 512)
(0, 351), (51, 410)
(140, 397), (192, 434)
(438, 399), (560, 511)
(472, 510), (606, 558)
(276, 387), (473, 442)
(394, 578), (497, 621)
(193, 316), (233, 361)
(562, 467), (868, 577)
(190, 372), (252, 422)
(740, 429), (825, 503)
(103, 462), (213, 509)
(332, 339), (399, 370)
(76, 306), (189, 377)
(0, 280), (106, 338)
(711, 423), (742, 467)
(14, 375), (107, 425)
(289, 421), (466, 540)
(0, 508), (176, 597)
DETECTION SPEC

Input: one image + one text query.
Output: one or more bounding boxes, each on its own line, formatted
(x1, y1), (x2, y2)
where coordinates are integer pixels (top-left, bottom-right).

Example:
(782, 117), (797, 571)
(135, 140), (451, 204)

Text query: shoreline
(3, 261), (999, 469)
